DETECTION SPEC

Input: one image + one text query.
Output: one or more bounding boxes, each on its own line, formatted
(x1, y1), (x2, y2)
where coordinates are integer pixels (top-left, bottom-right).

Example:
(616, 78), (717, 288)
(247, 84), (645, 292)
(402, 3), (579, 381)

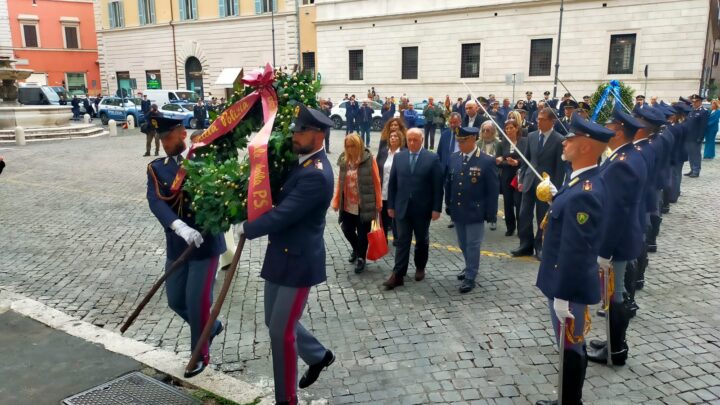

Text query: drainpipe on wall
(295, 0), (301, 68)
(170, 0), (179, 88)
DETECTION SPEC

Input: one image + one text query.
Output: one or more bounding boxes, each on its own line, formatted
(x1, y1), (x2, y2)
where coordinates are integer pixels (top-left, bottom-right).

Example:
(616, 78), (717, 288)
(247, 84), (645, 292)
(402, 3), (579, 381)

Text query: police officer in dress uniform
(236, 104), (335, 405)
(525, 91), (538, 118)
(555, 100), (578, 136)
(586, 107), (648, 366)
(684, 94), (708, 178)
(146, 115), (227, 378)
(666, 102), (691, 203)
(535, 115), (613, 405)
(444, 127), (499, 293)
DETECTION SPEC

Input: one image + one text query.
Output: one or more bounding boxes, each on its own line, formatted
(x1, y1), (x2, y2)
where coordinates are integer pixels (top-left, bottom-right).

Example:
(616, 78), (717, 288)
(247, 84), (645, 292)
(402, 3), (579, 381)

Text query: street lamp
(552, 0), (564, 99)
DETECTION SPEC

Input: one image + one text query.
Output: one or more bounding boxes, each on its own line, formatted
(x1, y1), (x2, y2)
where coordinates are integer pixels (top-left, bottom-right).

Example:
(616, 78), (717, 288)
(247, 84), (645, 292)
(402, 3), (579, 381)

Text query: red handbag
(510, 174), (519, 191)
(366, 215), (389, 261)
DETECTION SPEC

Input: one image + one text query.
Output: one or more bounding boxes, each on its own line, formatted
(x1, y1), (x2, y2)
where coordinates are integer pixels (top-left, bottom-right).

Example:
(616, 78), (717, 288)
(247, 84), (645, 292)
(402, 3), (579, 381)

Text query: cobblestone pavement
(1, 130), (719, 404)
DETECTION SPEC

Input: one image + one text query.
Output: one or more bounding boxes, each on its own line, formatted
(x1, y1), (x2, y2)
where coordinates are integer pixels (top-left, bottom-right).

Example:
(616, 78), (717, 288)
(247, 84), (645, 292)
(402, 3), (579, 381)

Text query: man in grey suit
(511, 107), (566, 258)
(384, 128), (444, 289)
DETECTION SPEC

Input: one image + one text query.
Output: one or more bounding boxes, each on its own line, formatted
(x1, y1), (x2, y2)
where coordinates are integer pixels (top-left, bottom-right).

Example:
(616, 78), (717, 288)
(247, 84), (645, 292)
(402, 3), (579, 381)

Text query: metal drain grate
(62, 371), (200, 405)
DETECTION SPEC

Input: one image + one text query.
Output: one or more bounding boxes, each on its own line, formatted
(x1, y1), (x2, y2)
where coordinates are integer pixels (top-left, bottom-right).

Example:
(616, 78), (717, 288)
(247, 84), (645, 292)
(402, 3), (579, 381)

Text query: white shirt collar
(410, 148), (423, 155)
(464, 147), (478, 158)
(570, 164), (597, 180)
(633, 138), (648, 145)
(298, 147), (324, 165)
(540, 128), (553, 137)
(609, 142), (631, 157)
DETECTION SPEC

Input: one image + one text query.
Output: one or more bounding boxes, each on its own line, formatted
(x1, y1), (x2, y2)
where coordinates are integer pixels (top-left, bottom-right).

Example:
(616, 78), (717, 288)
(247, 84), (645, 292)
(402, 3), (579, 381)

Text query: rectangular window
(302, 0), (314, 4)
(460, 43), (480, 78)
(713, 51), (719, 67)
(302, 52), (316, 77)
(22, 24), (38, 47)
(219, 0), (239, 16)
(66, 73), (86, 96)
(64, 26), (79, 49)
(108, 1), (124, 28)
(529, 38), (552, 76)
(255, 0), (277, 14)
(179, 0), (198, 20)
(401, 46), (418, 80)
(608, 34), (636, 75)
(349, 49), (363, 81)
(138, 0), (156, 25)
(146, 70), (162, 89)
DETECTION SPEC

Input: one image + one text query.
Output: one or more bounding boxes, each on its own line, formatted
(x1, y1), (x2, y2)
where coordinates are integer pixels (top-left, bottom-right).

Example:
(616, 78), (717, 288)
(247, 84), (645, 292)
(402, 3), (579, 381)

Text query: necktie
(463, 154), (469, 164)
(410, 153), (418, 173)
(538, 133), (545, 151)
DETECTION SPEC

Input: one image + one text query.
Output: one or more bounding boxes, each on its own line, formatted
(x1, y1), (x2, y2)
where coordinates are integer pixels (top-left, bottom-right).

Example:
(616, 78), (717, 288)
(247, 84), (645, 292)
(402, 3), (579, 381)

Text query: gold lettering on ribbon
(252, 163), (267, 187)
(252, 190), (269, 209)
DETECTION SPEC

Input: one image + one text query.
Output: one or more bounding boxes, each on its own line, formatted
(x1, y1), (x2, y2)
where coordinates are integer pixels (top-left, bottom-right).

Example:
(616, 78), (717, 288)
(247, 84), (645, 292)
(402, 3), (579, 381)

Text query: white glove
(597, 256), (612, 273)
(553, 298), (575, 321)
(545, 179), (558, 196)
(234, 221), (246, 240)
(171, 220), (203, 248)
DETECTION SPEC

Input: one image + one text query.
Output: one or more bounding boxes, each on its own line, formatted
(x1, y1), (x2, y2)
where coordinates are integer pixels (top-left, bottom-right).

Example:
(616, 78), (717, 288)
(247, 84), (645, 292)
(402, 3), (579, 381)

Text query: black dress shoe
(447, 223), (455, 228)
(354, 258), (366, 274)
(535, 400), (558, 405)
(457, 271), (466, 280)
(635, 280), (644, 290)
(587, 344), (628, 366)
(684, 171), (693, 176)
(210, 322), (224, 346)
(589, 339), (607, 350)
(689, 173), (699, 178)
(299, 350), (335, 389)
(505, 229), (515, 236)
(184, 359), (207, 378)
(348, 251), (357, 263)
(143, 152), (150, 157)
(661, 206), (670, 214)
(647, 244), (657, 253)
(459, 279), (475, 293)
(596, 308), (606, 317)
(511, 247), (533, 257)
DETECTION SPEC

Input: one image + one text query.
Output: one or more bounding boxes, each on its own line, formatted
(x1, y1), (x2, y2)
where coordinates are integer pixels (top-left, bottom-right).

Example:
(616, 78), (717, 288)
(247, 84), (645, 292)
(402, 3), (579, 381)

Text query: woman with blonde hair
(507, 110), (529, 138)
(332, 134), (383, 273)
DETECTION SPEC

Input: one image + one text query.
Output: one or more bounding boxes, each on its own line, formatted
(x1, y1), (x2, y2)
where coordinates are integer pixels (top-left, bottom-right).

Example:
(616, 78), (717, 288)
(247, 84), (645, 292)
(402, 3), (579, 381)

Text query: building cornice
(13, 47), (98, 53)
(97, 11), (297, 33)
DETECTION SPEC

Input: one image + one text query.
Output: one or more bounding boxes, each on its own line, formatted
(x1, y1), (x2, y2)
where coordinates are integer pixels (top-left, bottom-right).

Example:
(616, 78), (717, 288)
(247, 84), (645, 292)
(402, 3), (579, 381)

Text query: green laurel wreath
(590, 81), (635, 124)
(182, 69), (321, 235)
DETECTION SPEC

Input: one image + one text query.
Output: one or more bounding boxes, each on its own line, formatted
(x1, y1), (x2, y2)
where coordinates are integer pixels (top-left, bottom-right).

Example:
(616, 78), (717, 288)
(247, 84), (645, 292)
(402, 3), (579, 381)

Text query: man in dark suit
(463, 100), (485, 129)
(345, 95), (360, 134)
(141, 94), (151, 116)
(146, 115), (226, 378)
(384, 128), (444, 289)
(512, 107), (565, 258)
(237, 104), (336, 405)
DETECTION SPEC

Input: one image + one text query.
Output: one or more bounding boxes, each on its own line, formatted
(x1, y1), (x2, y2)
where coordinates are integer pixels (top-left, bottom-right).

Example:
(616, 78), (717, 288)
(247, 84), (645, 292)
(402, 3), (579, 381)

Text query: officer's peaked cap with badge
(567, 114), (614, 143)
(672, 102), (691, 115)
(634, 105), (666, 127)
(544, 90), (551, 96)
(689, 94), (705, 101)
(455, 126), (480, 139)
(563, 99), (579, 109)
(635, 94), (646, 100)
(655, 102), (676, 118)
(290, 102), (334, 132)
(607, 104), (645, 137)
(152, 115), (185, 139)
(577, 101), (591, 111)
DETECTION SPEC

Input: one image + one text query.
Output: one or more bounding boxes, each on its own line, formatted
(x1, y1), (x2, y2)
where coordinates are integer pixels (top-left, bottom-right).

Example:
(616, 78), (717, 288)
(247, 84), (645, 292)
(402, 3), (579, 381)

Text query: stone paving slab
(1, 130), (719, 404)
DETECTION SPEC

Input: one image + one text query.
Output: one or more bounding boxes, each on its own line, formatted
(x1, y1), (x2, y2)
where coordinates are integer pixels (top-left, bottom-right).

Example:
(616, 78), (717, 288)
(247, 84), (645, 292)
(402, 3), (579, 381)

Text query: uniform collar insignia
(303, 159), (313, 167)
(583, 180), (593, 191)
(619, 153), (626, 161)
(315, 160), (323, 170)
(164, 157), (169, 165)
(568, 177), (580, 187)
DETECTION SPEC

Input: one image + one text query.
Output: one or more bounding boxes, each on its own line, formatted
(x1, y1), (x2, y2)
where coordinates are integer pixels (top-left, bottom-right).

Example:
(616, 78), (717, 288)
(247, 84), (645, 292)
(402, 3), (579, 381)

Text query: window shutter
(255, 0), (262, 14)
(179, 0), (186, 20)
(109, 3), (116, 28)
(272, 0), (277, 12)
(232, 0), (238, 15)
(119, 2), (125, 27)
(138, 0), (146, 24)
(149, 0), (156, 23)
(191, 0), (198, 19)
(218, 0), (225, 17)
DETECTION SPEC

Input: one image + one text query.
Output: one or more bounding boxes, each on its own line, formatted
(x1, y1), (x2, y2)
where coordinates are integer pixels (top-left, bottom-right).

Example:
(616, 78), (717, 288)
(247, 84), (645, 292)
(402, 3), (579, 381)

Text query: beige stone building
(314, 0), (720, 102)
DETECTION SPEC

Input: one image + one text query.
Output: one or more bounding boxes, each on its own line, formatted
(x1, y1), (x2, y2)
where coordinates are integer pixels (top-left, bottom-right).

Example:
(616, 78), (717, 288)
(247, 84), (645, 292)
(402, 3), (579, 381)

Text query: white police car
(97, 97), (145, 126)
(159, 103), (208, 129)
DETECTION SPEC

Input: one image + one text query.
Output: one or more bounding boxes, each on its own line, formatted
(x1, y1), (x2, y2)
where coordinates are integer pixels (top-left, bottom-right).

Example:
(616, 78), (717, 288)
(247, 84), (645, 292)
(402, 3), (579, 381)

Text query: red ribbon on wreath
(170, 63), (277, 221)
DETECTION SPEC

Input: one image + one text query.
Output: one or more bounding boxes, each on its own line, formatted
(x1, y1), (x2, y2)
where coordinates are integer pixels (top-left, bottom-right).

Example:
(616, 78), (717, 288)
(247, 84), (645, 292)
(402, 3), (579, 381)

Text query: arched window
(185, 57), (204, 98)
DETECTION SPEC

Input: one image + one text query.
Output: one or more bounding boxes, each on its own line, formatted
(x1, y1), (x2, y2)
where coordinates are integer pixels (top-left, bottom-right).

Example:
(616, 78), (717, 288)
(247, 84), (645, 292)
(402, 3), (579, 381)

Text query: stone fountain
(0, 56), (105, 144)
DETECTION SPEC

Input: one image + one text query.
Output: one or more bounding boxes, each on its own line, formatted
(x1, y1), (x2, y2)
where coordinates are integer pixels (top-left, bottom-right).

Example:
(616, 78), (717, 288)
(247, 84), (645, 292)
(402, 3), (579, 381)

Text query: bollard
(126, 115), (135, 129)
(14, 126), (26, 146)
(108, 119), (117, 137)
(83, 114), (91, 124)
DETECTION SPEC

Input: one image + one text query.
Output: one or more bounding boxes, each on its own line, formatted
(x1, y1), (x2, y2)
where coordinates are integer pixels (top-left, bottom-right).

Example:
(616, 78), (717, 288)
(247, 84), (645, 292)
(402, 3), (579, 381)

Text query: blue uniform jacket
(634, 138), (656, 217)
(536, 167), (605, 304)
(685, 107), (709, 143)
(387, 149), (443, 220)
(243, 150), (334, 288)
(667, 122), (687, 165)
(444, 149), (499, 224)
(652, 128), (673, 190)
(598, 143), (647, 261)
(146, 157), (226, 261)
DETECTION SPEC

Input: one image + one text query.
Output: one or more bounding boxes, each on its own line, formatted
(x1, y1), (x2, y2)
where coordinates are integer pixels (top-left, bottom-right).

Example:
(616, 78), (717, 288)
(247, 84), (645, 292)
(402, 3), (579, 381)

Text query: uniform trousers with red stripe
(165, 256), (222, 363)
(265, 281), (327, 404)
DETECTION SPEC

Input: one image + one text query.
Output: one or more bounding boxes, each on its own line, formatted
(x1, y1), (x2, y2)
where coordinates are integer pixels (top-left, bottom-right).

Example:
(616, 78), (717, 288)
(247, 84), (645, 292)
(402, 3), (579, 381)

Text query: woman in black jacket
(495, 119), (527, 236)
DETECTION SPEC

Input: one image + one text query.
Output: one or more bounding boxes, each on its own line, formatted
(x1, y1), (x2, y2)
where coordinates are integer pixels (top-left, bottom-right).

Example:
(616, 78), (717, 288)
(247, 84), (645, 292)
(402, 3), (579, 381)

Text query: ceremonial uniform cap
(543, 91), (551, 96)
(689, 94), (705, 101)
(563, 92), (572, 97)
(290, 103), (334, 132)
(607, 105), (645, 136)
(672, 102), (691, 115)
(634, 105), (666, 126)
(526, 91), (533, 95)
(567, 114), (614, 143)
(577, 101), (591, 111)
(455, 126), (480, 139)
(635, 94), (645, 100)
(679, 96), (692, 105)
(152, 115), (185, 138)
(563, 99), (579, 109)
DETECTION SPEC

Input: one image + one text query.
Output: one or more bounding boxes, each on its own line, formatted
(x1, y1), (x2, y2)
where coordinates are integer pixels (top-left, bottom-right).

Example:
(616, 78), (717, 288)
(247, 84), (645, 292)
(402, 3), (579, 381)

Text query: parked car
(329, 100), (385, 131)
(97, 97), (146, 125)
(159, 103), (208, 129)
(144, 89), (200, 106)
(48, 86), (69, 101)
(17, 85), (60, 105)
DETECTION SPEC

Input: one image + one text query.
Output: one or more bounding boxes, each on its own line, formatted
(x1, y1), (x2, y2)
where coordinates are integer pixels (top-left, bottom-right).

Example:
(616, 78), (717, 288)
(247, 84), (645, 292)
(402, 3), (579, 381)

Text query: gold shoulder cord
(147, 164), (183, 214)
